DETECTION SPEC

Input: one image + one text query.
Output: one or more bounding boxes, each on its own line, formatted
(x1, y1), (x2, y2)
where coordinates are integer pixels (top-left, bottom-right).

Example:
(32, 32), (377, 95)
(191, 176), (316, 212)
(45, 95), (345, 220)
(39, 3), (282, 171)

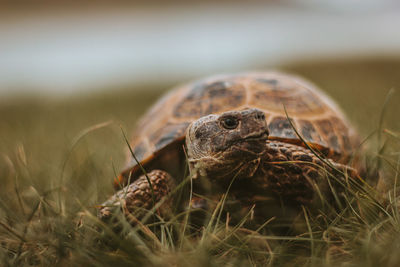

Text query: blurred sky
(1, 0), (400, 96)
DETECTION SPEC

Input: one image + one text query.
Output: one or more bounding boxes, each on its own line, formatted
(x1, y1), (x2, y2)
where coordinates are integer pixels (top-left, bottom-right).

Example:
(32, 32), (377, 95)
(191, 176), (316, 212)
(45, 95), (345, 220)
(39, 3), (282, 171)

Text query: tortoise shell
(119, 72), (360, 186)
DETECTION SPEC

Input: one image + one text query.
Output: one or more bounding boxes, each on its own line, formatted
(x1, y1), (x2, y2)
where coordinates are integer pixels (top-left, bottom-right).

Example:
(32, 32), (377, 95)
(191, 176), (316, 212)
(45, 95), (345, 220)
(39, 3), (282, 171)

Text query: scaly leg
(98, 170), (175, 223)
(251, 140), (361, 206)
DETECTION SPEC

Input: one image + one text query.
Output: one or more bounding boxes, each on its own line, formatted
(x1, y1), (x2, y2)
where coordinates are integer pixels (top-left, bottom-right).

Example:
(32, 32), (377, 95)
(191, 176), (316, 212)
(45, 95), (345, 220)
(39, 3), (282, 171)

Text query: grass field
(0, 58), (400, 266)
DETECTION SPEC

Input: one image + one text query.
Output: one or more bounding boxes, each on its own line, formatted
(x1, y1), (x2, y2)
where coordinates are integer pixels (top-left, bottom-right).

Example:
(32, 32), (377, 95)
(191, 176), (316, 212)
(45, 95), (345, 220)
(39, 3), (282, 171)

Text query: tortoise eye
(221, 116), (239, 129)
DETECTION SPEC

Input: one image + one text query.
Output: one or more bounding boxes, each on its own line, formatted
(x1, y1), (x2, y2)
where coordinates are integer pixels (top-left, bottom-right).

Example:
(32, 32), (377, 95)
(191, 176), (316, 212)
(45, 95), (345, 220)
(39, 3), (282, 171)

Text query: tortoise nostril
(255, 112), (265, 121)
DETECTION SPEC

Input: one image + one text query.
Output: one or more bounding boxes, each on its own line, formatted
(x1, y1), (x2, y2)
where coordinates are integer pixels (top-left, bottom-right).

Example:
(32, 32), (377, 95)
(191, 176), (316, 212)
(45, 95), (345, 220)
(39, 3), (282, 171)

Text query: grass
(0, 58), (400, 266)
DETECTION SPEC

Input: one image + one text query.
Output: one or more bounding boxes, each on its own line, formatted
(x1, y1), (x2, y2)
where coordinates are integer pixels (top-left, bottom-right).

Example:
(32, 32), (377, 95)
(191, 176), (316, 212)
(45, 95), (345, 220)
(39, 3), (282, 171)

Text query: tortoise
(99, 71), (361, 222)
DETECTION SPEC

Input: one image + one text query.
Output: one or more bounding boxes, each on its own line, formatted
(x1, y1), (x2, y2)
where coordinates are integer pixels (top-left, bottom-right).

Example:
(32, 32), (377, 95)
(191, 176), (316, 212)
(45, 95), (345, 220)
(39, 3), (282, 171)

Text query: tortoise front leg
(98, 170), (175, 223)
(253, 140), (361, 205)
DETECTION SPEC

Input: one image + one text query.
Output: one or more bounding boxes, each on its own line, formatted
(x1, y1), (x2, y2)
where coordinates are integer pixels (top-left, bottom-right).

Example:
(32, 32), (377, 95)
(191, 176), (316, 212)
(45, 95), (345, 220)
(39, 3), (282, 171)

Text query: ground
(0, 58), (399, 266)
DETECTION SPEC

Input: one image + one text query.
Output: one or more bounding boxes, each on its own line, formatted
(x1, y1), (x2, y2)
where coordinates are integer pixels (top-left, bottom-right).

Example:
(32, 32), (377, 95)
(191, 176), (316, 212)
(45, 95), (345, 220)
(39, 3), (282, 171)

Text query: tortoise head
(186, 108), (269, 180)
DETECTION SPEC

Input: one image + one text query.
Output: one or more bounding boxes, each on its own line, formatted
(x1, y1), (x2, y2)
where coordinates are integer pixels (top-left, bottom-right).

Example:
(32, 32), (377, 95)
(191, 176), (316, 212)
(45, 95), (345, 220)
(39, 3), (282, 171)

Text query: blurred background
(1, 1), (400, 96)
(1, 0), (399, 194)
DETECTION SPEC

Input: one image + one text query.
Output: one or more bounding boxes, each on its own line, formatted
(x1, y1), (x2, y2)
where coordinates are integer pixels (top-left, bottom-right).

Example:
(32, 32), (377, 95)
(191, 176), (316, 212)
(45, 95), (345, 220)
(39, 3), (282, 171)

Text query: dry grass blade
(179, 145), (192, 249)
(376, 89), (396, 174)
(0, 222), (26, 242)
(59, 120), (114, 215)
(384, 129), (400, 140)
(120, 127), (156, 210)
(302, 206), (314, 257)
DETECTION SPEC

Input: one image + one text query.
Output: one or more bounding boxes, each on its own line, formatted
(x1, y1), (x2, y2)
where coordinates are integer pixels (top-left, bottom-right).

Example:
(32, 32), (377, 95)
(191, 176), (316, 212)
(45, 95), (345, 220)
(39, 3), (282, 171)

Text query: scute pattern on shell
(127, 72), (359, 169)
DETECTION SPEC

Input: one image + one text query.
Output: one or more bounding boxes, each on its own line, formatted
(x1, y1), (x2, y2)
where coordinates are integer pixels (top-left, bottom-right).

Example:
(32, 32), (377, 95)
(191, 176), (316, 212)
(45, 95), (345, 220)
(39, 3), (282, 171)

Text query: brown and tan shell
(119, 72), (360, 186)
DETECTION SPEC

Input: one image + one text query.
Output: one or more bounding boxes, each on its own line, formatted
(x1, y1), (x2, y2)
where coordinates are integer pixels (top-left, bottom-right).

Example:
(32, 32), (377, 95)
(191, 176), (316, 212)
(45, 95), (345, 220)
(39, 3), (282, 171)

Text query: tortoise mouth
(244, 130), (269, 142)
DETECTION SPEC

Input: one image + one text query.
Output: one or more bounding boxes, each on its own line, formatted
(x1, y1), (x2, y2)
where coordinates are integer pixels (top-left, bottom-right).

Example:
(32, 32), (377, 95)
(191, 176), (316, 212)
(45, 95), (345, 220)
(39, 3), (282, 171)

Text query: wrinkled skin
(186, 108), (269, 180)
(186, 108), (358, 204)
